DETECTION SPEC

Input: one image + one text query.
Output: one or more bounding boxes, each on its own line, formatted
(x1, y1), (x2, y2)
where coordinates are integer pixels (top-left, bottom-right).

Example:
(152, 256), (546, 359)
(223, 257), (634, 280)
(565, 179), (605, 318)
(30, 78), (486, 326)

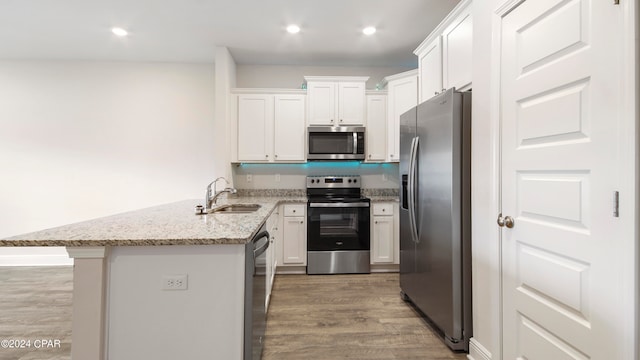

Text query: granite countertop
(0, 196), (306, 247)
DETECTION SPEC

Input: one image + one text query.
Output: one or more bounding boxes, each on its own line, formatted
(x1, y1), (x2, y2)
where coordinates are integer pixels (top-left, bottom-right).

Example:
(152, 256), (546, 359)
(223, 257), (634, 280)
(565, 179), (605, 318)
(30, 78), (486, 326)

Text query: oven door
(307, 202), (370, 251)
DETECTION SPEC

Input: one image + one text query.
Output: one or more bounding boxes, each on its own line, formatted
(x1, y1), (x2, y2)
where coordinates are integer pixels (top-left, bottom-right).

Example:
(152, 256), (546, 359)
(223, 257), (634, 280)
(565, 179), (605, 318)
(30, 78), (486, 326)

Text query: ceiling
(0, 0), (461, 67)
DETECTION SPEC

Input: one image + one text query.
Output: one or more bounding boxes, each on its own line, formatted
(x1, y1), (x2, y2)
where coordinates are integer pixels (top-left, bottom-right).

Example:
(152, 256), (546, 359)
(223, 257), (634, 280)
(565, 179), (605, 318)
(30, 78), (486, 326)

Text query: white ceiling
(0, 0), (461, 67)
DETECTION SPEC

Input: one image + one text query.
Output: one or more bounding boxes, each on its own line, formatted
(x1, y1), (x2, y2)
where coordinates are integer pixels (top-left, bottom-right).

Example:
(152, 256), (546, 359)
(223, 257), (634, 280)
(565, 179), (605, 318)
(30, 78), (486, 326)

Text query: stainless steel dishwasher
(244, 224), (270, 360)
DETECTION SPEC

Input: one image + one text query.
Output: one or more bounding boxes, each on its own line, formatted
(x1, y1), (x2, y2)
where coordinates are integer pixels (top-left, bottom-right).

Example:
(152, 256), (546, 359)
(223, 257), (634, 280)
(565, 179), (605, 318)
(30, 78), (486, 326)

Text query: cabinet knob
(375, 221), (378, 224)
(340, 119), (343, 123)
(390, 154), (394, 158)
(382, 208), (385, 212)
(275, 154), (278, 158)
(330, 119), (334, 123)
(300, 221), (303, 224)
(368, 154), (371, 158)
(265, 154), (269, 158)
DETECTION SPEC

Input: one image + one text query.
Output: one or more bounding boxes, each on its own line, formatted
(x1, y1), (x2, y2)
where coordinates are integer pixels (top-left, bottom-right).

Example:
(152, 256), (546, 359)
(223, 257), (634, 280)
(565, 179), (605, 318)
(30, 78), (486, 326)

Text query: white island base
(67, 245), (247, 360)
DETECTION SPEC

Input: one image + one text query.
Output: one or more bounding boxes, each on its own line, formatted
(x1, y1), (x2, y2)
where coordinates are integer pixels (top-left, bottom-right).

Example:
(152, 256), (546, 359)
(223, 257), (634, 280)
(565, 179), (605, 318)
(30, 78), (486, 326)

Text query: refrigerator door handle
(408, 136), (419, 244)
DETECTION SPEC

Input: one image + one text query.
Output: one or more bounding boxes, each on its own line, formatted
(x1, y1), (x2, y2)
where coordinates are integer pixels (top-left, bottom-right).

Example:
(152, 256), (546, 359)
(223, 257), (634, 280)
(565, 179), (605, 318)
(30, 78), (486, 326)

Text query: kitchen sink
(210, 204), (261, 214)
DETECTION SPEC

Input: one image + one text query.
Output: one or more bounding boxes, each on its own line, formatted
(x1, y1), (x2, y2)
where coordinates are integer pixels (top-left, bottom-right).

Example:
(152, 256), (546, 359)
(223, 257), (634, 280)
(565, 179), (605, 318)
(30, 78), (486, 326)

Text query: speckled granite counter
(0, 196), (306, 247)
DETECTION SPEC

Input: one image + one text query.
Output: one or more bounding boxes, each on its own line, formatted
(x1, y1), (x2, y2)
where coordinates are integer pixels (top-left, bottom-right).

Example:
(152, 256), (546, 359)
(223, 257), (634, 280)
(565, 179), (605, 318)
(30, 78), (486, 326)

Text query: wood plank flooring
(0, 268), (466, 360)
(0, 266), (72, 360)
(263, 274), (467, 360)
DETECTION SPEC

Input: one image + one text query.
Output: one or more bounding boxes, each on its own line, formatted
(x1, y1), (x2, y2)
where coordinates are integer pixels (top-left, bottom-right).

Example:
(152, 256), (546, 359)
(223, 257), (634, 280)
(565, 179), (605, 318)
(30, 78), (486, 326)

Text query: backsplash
(232, 162), (399, 189)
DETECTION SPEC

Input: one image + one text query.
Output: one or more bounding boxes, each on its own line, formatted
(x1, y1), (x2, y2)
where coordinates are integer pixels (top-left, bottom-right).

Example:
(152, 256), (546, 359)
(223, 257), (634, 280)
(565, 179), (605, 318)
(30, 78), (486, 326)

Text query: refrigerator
(399, 88), (472, 352)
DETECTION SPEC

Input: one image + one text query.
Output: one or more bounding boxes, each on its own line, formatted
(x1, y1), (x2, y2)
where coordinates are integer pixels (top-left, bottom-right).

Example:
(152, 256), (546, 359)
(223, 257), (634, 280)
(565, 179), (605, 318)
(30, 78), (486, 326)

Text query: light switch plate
(247, 174), (252, 183)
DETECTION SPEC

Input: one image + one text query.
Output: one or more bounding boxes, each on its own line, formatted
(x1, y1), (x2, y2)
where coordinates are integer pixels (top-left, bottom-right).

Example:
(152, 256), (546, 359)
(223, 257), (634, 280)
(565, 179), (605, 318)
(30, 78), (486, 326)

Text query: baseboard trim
(468, 338), (492, 360)
(0, 255), (73, 267)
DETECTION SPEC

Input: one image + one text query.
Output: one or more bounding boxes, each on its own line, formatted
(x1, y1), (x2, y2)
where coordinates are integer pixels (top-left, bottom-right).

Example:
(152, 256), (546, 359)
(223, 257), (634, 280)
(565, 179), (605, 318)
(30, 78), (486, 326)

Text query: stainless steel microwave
(307, 126), (365, 160)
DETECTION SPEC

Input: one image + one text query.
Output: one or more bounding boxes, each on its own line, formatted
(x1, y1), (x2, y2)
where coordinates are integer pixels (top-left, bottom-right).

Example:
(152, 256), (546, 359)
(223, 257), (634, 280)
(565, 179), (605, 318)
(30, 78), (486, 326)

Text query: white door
(365, 94), (387, 161)
(274, 95), (306, 161)
(418, 37), (442, 103)
(307, 82), (335, 125)
(237, 94), (272, 162)
(500, 0), (627, 359)
(337, 82), (365, 125)
(282, 216), (306, 265)
(386, 75), (418, 162)
(371, 216), (394, 264)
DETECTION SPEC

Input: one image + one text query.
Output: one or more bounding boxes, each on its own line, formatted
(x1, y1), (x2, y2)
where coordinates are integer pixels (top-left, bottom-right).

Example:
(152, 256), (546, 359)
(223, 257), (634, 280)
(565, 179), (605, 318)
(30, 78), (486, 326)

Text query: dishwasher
(244, 224), (270, 360)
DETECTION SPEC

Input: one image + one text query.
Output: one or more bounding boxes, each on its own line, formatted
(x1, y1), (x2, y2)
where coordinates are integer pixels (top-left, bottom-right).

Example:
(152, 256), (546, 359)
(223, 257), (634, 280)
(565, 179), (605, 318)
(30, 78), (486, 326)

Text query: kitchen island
(1, 196), (305, 360)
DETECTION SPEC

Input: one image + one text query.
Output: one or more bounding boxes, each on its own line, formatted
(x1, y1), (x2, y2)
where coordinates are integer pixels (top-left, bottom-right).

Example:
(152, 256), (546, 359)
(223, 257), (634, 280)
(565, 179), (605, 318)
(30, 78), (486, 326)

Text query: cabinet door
(372, 216), (394, 264)
(307, 82), (336, 125)
(365, 95), (387, 162)
(442, 6), (472, 91)
(274, 95), (306, 161)
(387, 76), (418, 162)
(418, 37), (443, 103)
(237, 94), (273, 161)
(282, 216), (306, 265)
(338, 82), (365, 125)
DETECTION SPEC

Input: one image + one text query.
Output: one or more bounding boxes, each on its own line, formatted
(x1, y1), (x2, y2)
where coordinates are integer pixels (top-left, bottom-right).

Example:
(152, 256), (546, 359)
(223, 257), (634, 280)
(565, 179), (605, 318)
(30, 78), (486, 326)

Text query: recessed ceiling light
(362, 26), (376, 36)
(286, 25), (301, 34)
(111, 27), (128, 37)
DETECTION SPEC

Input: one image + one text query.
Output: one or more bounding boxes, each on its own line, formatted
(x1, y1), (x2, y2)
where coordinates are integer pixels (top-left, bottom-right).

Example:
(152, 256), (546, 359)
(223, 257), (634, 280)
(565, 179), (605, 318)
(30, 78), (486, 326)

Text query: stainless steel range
(306, 175), (371, 274)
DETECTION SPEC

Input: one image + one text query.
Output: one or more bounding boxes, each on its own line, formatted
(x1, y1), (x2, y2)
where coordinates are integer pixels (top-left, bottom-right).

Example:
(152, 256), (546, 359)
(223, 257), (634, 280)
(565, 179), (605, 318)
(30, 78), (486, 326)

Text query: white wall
(0, 61), (216, 264)
(236, 64), (413, 90)
(470, 0), (501, 359)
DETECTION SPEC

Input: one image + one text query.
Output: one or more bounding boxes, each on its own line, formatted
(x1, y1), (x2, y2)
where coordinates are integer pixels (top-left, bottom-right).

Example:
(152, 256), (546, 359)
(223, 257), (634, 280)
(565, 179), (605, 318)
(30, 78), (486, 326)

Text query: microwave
(307, 126), (365, 160)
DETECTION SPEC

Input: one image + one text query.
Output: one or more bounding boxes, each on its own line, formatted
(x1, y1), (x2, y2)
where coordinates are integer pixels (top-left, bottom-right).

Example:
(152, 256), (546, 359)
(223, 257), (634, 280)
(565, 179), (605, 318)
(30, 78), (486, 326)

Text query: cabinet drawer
(283, 204), (305, 217)
(372, 203), (394, 216)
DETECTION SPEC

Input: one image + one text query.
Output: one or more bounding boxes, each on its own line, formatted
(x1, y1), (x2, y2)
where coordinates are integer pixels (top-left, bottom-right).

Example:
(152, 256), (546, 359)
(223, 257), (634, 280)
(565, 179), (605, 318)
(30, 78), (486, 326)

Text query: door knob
(497, 213), (514, 228)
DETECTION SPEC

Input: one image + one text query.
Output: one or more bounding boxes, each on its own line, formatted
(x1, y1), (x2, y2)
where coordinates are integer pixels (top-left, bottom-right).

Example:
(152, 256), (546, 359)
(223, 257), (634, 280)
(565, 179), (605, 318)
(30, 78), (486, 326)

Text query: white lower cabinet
(371, 203), (399, 265)
(278, 204), (307, 267)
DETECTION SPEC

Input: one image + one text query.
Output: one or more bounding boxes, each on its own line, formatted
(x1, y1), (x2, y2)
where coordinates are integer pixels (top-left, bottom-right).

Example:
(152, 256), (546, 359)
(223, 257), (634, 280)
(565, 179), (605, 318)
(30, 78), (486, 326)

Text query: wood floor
(0, 268), (466, 360)
(0, 266), (72, 360)
(263, 273), (466, 360)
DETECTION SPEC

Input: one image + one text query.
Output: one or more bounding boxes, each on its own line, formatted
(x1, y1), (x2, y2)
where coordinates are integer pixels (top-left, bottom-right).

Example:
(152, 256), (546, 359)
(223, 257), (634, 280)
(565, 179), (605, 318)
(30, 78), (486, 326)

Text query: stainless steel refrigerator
(399, 88), (472, 352)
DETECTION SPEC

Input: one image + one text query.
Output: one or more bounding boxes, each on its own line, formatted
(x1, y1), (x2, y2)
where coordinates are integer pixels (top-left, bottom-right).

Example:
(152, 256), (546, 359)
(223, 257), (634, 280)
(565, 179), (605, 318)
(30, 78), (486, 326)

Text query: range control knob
(348, 179), (352, 183)
(353, 179), (357, 183)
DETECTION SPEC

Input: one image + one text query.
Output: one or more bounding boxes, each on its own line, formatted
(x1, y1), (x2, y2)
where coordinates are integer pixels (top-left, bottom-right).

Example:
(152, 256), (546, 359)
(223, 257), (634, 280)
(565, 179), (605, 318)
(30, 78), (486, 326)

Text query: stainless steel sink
(210, 204), (261, 214)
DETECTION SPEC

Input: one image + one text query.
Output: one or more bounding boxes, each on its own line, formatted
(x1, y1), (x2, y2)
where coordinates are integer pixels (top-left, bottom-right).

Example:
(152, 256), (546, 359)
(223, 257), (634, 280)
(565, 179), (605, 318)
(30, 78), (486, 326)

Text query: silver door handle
(309, 202), (370, 208)
(497, 214), (514, 228)
(408, 136), (419, 243)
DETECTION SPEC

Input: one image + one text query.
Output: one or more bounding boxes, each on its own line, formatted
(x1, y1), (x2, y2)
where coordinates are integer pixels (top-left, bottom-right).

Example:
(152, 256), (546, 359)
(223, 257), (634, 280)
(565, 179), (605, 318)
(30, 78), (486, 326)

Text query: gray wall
(236, 64), (414, 90)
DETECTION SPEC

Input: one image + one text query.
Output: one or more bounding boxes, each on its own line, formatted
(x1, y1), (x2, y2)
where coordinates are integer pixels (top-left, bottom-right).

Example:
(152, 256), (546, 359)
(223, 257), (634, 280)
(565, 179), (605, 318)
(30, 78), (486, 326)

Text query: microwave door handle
(353, 132), (358, 155)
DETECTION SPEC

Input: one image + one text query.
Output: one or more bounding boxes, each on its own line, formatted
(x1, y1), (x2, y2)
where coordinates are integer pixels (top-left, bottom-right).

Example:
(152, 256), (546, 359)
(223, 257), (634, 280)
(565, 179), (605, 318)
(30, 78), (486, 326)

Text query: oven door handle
(308, 202), (370, 208)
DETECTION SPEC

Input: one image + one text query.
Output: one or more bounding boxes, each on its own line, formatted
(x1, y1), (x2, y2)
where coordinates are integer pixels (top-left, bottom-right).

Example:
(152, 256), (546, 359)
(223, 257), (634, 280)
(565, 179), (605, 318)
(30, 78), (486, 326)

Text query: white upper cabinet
(306, 82), (335, 125)
(235, 90), (306, 163)
(274, 95), (306, 161)
(417, 38), (443, 103)
(365, 93), (387, 162)
(442, 3), (473, 91)
(305, 76), (368, 126)
(414, 0), (472, 102)
(384, 70), (418, 162)
(237, 94), (273, 162)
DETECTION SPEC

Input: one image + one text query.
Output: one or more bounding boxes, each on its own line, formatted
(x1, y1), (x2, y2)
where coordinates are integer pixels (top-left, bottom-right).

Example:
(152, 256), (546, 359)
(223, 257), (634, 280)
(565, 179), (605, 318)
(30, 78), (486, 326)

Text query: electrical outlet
(162, 274), (188, 290)
(382, 173), (388, 181)
(247, 174), (252, 183)
(275, 174), (281, 182)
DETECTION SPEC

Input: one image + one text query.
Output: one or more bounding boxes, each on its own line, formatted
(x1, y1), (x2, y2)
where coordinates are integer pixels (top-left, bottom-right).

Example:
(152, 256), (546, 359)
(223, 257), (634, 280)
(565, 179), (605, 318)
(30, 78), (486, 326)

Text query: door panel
(501, 0), (623, 358)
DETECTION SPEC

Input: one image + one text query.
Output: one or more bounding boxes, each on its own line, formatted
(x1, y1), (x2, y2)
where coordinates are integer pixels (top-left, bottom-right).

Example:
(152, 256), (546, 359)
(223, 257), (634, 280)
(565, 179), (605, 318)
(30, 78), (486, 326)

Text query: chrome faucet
(205, 177), (237, 211)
